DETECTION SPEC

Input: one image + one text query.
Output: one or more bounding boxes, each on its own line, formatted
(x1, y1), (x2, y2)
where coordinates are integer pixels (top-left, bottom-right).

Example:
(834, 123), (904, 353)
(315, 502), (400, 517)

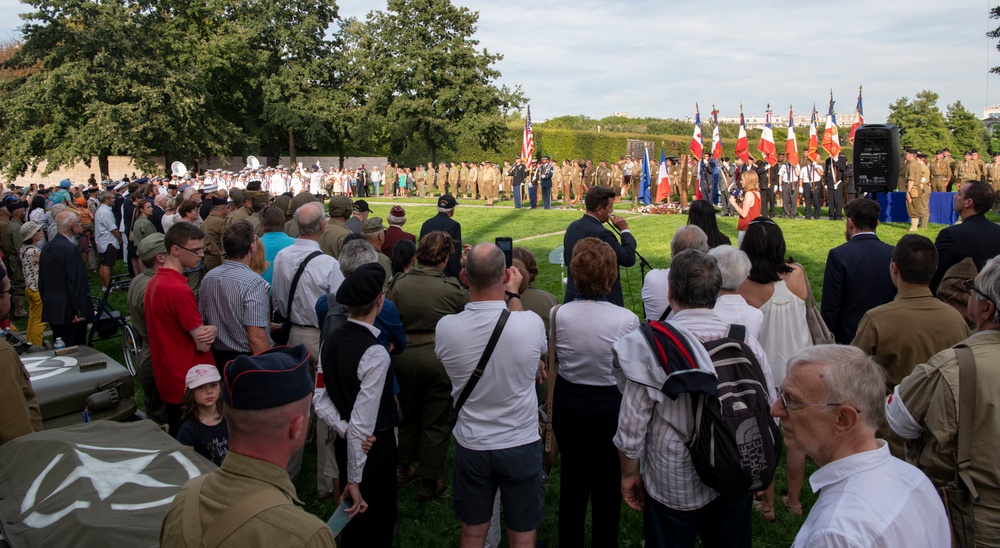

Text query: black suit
(563, 214), (637, 306)
(39, 233), (93, 345)
(931, 214), (1000, 292)
(419, 212), (463, 279)
(149, 204), (165, 233)
(820, 233), (896, 344)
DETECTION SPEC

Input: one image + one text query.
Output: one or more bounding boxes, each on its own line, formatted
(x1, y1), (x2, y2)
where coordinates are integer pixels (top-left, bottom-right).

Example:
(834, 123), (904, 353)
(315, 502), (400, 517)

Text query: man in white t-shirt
(436, 243), (546, 548)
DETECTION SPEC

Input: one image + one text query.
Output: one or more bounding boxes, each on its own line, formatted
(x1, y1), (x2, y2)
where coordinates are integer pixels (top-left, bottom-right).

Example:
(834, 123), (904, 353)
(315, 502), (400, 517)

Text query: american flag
(522, 105), (534, 170)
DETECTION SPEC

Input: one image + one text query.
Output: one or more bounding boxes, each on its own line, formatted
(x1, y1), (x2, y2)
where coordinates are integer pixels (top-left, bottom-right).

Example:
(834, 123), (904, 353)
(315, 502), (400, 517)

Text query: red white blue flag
(822, 91), (841, 158)
(655, 149), (671, 203)
(735, 104), (750, 163)
(757, 105), (777, 166)
(786, 106), (799, 166)
(849, 86), (864, 144)
(691, 104), (704, 158)
(807, 105), (820, 163)
(711, 106), (723, 159)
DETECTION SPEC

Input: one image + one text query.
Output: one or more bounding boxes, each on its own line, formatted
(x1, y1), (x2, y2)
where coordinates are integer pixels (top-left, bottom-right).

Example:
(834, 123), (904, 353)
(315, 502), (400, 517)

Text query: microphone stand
(607, 219), (654, 318)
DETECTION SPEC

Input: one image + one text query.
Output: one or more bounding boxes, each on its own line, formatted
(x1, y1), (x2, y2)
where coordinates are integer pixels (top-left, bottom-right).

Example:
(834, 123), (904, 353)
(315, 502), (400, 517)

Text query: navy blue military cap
(222, 345), (313, 410)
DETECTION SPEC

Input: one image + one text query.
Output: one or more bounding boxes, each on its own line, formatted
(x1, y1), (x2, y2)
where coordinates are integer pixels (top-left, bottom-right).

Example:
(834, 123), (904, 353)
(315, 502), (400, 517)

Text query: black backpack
(688, 324), (781, 496)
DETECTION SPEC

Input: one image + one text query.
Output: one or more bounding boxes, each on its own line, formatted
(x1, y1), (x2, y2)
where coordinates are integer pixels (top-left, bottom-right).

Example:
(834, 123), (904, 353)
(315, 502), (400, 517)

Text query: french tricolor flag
(757, 105), (777, 166)
(822, 91), (841, 158)
(786, 106), (799, 166)
(711, 107), (723, 159)
(691, 104), (704, 158)
(849, 86), (864, 144)
(735, 104), (750, 163)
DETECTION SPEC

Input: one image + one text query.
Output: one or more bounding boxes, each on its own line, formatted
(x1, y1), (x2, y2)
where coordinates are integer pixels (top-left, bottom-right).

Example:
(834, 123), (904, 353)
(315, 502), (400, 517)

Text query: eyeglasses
(776, 386), (861, 414)
(178, 245), (205, 256)
(964, 279), (997, 310)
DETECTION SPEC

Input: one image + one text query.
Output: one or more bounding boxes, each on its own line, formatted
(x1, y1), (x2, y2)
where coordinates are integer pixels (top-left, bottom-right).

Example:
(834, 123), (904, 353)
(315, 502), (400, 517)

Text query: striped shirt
(613, 308), (774, 511)
(199, 260), (271, 353)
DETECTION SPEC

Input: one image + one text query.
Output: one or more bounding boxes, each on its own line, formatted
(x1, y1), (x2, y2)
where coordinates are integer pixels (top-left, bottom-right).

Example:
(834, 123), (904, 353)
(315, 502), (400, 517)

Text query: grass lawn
(38, 195), (962, 547)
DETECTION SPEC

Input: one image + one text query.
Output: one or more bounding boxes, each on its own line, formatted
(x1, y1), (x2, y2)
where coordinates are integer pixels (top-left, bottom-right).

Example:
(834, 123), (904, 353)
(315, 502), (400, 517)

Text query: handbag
(941, 344), (979, 547)
(272, 251), (323, 346)
(793, 262), (835, 345)
(447, 310), (510, 428)
(540, 305), (560, 470)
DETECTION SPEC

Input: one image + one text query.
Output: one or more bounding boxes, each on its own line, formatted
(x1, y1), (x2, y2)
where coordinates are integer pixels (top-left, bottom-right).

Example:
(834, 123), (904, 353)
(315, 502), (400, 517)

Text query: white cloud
(3, 0), (995, 123)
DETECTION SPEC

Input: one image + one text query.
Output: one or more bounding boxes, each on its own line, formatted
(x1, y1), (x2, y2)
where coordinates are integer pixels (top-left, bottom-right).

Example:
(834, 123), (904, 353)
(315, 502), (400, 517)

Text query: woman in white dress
(737, 217), (811, 522)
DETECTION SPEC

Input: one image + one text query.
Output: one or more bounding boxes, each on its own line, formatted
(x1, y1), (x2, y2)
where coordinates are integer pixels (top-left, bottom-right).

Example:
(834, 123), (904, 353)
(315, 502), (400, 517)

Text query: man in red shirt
(381, 205), (416, 260)
(145, 221), (218, 436)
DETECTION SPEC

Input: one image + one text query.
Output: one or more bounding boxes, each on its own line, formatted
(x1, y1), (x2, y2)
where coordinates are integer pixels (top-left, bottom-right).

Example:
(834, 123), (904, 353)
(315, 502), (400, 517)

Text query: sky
(2, 0), (996, 123)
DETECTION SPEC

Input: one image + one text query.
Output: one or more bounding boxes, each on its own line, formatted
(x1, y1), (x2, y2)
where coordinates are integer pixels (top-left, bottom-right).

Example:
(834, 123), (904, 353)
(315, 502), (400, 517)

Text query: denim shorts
(452, 439), (544, 532)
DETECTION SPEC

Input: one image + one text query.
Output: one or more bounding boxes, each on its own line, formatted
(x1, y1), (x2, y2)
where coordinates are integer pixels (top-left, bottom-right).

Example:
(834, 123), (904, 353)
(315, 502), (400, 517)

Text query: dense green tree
(887, 91), (953, 154)
(946, 100), (988, 156)
(358, 0), (523, 164)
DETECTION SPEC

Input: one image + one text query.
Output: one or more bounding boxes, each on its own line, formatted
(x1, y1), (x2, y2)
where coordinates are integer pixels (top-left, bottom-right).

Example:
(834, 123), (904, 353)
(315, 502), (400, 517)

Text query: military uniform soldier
(561, 159), (576, 204)
(415, 166), (427, 198)
(958, 151), (981, 183)
(548, 161), (562, 203)
(918, 152), (931, 229)
(480, 162), (496, 206)
(973, 150), (988, 181)
(447, 162), (459, 196)
(988, 153), (1000, 210)
(384, 163), (396, 198)
(203, 197), (228, 271)
(5, 202), (26, 319)
(904, 149), (923, 231)
(160, 346), (335, 548)
(595, 160), (612, 189)
(435, 162), (446, 196)
(929, 149), (952, 193)
(458, 162), (470, 198)
(943, 148), (958, 190)
(610, 161), (623, 199)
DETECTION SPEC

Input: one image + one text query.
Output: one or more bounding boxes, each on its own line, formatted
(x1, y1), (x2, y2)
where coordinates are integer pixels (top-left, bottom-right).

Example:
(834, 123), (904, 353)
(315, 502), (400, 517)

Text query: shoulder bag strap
(452, 309), (510, 418)
(182, 475), (209, 548)
(793, 262), (817, 308)
(954, 344), (981, 502)
(544, 305), (560, 418)
(286, 251), (323, 320)
(658, 305), (672, 323)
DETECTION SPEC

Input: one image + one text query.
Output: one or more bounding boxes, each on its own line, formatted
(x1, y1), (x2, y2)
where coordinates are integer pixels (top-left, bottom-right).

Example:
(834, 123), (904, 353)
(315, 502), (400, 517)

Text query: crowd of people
(3, 161), (1000, 548)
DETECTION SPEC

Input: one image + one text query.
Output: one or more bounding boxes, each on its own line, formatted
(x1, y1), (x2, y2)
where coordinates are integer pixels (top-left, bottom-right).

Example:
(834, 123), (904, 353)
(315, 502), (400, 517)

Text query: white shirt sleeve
(346, 345), (391, 484)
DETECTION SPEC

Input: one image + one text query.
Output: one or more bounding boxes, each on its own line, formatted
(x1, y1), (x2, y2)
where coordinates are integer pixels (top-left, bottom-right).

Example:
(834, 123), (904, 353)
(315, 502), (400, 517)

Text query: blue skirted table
(874, 191), (958, 226)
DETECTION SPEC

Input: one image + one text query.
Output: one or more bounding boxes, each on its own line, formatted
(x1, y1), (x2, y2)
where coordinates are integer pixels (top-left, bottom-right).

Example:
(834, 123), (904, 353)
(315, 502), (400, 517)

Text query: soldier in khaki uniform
(160, 346), (335, 548)
(415, 166), (427, 198)
(957, 151), (981, 183)
(929, 149), (952, 193)
(898, 152), (911, 192)
(445, 162), (456, 196)
(458, 162), (470, 198)
(918, 153), (931, 229)
(988, 153), (1000, 210)
(547, 160), (561, 203)
(943, 148), (958, 190)
(479, 162), (495, 206)
(904, 148), (922, 231)
(561, 159), (575, 204)
(384, 163), (396, 198)
(595, 160), (612, 190)
(973, 150), (988, 181)
(610, 161), (623, 199)
(319, 195), (354, 259)
(203, 197), (229, 271)
(467, 162), (479, 200)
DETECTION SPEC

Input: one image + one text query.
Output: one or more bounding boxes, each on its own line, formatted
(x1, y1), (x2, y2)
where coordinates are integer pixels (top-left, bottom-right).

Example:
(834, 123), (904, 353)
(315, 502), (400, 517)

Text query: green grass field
(36, 196), (960, 547)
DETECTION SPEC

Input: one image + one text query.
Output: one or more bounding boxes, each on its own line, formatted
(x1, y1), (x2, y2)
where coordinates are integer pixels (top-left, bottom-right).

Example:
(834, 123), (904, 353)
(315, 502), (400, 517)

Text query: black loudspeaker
(853, 124), (900, 194)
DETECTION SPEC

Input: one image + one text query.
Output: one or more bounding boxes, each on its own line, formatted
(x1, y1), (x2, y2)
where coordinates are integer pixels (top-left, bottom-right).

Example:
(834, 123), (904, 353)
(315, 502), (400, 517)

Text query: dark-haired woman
(738, 217), (811, 521)
(552, 237), (639, 546)
(687, 199), (731, 249)
(387, 231), (469, 500)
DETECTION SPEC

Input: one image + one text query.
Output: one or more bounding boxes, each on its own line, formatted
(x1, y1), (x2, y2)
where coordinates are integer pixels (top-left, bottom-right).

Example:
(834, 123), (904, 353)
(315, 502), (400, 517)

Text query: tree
(887, 91), (953, 154)
(0, 0), (250, 180)
(946, 101), (988, 156)
(359, 0), (523, 164)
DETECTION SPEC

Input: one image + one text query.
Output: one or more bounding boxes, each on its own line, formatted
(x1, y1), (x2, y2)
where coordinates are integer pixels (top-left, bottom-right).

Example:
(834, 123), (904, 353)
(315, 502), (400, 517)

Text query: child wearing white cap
(176, 364), (229, 466)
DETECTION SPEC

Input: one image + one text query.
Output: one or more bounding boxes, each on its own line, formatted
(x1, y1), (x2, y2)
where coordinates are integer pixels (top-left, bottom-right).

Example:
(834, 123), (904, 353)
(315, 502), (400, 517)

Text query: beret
(223, 345), (313, 410)
(210, 196), (228, 207)
(246, 180), (262, 191)
(336, 263), (385, 306)
(6, 201), (26, 212)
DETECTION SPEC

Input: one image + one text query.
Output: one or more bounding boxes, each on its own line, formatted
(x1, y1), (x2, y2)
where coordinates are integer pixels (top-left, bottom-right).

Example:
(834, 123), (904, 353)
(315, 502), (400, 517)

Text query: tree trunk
(98, 154), (110, 181)
(428, 143), (436, 167)
(288, 130), (296, 166)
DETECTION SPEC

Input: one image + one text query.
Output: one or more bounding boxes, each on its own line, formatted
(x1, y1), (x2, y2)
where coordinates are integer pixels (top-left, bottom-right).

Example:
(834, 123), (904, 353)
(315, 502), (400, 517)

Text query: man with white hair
(382, 205), (415, 260)
(641, 225), (708, 321)
(708, 245), (763, 340)
(777, 345), (948, 547)
(887, 256), (1000, 545)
